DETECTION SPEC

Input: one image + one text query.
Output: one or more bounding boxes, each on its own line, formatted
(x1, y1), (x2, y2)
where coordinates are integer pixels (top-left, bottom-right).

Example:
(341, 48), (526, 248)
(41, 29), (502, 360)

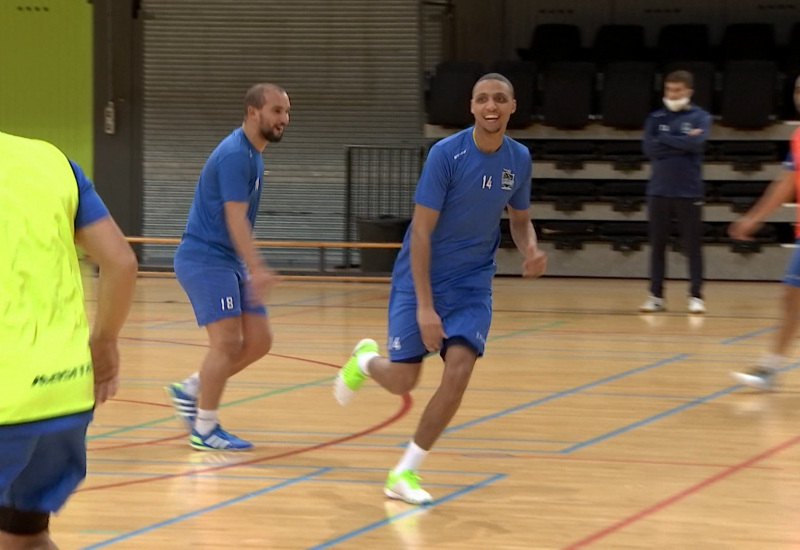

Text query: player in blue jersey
(333, 73), (547, 504)
(166, 83), (290, 451)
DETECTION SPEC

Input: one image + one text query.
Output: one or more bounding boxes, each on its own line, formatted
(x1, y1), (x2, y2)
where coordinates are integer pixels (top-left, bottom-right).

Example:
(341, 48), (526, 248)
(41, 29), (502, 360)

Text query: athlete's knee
(782, 285), (800, 314)
(382, 360), (421, 395)
(391, 364), (421, 395)
(441, 357), (475, 396)
(0, 507), (50, 542)
(245, 327), (273, 360)
(210, 335), (243, 360)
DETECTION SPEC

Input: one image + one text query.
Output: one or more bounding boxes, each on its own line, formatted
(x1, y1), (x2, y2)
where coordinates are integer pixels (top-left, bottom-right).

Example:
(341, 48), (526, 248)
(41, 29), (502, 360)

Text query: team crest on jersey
(501, 168), (515, 191)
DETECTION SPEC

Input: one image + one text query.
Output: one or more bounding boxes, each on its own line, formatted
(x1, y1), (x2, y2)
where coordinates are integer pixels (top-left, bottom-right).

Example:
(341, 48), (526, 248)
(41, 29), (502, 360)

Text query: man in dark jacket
(640, 70), (712, 314)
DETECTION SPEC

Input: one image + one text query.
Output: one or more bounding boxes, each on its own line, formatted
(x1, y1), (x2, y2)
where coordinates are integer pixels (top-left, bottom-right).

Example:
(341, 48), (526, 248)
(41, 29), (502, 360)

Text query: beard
(260, 126), (284, 143)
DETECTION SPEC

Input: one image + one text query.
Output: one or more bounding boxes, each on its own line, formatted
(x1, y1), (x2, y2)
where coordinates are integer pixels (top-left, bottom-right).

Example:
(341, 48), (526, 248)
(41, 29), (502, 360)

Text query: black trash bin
(357, 216), (411, 273)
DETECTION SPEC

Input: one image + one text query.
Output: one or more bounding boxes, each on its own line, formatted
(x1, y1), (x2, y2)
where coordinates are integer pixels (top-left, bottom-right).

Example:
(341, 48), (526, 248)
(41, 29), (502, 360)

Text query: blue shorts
(0, 416), (90, 514)
(174, 246), (267, 326)
(387, 287), (492, 362)
(783, 239), (800, 288)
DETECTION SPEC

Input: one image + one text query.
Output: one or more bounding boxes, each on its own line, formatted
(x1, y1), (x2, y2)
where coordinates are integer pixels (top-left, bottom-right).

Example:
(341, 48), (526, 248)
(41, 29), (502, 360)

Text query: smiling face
(249, 88), (290, 143)
(470, 78), (516, 135)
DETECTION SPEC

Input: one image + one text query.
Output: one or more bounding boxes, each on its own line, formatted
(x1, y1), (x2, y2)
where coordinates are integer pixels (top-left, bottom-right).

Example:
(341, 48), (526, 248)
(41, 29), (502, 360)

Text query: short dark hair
(473, 72), (515, 98)
(243, 83), (286, 117)
(664, 70), (693, 89)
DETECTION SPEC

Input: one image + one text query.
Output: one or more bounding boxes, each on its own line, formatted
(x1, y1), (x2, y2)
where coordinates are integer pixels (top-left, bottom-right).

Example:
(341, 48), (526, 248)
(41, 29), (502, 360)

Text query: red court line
(89, 398), (184, 452)
(306, 445), (779, 470)
(78, 339), (413, 492)
(121, 336), (352, 369)
(89, 433), (188, 452)
(108, 398), (171, 408)
(77, 392), (412, 493)
(563, 432), (800, 549)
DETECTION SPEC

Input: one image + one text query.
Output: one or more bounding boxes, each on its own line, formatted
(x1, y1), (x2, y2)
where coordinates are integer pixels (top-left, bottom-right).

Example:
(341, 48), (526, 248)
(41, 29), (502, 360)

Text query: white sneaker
(688, 297), (706, 314)
(639, 295), (665, 313)
(731, 367), (778, 391)
(384, 469), (433, 505)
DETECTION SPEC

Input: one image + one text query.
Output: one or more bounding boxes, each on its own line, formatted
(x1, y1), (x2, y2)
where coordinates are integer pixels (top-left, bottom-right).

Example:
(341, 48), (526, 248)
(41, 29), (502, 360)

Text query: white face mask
(663, 96), (690, 111)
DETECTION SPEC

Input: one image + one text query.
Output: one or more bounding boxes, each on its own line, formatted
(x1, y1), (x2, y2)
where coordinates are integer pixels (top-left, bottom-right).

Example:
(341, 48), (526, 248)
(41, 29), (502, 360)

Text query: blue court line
(89, 435), (574, 448)
(86, 458), (502, 477)
(87, 374), (335, 441)
(87, 471), (468, 487)
(561, 360), (800, 454)
(88, 423), (576, 443)
(80, 467), (333, 550)
(271, 288), (378, 308)
(308, 473), (506, 550)
(719, 326), (777, 345)
(91, 437), (561, 454)
(442, 354), (690, 436)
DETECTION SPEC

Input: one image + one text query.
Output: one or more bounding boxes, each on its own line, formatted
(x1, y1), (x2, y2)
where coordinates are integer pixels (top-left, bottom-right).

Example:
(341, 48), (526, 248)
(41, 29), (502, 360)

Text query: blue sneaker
(165, 383), (197, 430)
(190, 425), (253, 451)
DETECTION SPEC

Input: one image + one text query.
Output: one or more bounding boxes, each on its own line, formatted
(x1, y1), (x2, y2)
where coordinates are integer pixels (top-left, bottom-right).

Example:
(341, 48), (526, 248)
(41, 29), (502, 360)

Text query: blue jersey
(70, 161), (110, 230)
(391, 127), (532, 292)
(181, 127), (264, 263)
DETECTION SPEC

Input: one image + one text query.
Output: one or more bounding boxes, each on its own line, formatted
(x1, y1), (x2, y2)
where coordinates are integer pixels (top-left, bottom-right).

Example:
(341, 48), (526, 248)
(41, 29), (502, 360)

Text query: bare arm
(224, 201), (264, 272)
(224, 200), (276, 302)
(410, 204), (439, 309)
(409, 203), (447, 351)
(75, 216), (138, 403)
(729, 170), (796, 239)
(508, 206), (547, 277)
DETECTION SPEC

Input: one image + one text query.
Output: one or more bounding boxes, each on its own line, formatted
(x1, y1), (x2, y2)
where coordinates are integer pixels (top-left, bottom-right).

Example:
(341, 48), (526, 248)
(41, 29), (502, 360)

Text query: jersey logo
(254, 177), (260, 191)
(501, 168), (515, 191)
(453, 149), (467, 160)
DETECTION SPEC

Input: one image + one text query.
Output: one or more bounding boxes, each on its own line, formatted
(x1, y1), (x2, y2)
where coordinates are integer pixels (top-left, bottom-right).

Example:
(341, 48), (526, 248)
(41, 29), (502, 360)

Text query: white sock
(357, 352), (379, 375)
(392, 440), (429, 474)
(194, 409), (218, 436)
(181, 373), (200, 398)
(759, 352), (783, 371)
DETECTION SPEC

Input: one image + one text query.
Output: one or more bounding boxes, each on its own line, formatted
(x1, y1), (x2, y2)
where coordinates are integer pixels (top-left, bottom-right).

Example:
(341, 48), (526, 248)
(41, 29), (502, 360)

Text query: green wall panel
(0, 1), (93, 175)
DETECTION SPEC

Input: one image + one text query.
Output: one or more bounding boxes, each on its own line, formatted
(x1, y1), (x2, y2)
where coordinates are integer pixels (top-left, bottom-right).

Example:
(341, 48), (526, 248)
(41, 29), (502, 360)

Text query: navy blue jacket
(642, 105), (711, 197)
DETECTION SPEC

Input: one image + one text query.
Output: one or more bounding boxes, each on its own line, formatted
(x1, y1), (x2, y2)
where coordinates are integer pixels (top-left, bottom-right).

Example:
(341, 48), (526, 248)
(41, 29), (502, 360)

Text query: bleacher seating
(425, 20), (797, 279)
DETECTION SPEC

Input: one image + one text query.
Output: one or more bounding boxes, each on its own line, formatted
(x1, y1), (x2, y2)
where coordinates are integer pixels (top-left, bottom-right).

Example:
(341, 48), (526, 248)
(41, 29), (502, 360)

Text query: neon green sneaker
(334, 338), (379, 405)
(384, 469), (433, 505)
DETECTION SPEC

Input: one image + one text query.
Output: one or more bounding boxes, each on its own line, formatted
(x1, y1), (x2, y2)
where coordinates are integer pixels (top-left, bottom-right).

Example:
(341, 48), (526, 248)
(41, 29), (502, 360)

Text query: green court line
(87, 375), (336, 441)
(89, 320), (567, 441)
(489, 320), (568, 343)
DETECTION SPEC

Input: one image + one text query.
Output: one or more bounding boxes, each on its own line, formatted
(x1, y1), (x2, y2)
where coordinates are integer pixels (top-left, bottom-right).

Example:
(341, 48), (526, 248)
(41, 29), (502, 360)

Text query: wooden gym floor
(55, 275), (800, 549)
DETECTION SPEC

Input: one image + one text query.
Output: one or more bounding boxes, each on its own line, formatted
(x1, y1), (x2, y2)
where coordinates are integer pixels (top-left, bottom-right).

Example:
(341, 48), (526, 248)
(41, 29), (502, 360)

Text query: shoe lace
(400, 470), (423, 489)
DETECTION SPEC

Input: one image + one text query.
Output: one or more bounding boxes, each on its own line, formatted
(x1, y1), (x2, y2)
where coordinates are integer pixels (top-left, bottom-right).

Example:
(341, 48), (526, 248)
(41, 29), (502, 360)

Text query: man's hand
(248, 265), (279, 304)
(417, 305), (447, 352)
(522, 246), (547, 278)
(89, 336), (120, 404)
(728, 216), (761, 241)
